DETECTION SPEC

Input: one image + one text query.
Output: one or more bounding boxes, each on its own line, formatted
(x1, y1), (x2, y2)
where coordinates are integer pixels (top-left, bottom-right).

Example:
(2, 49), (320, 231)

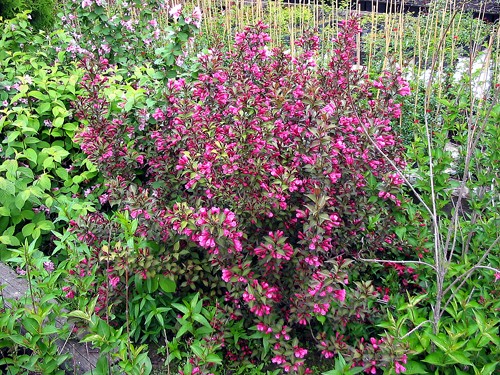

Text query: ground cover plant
(0, 0), (499, 374)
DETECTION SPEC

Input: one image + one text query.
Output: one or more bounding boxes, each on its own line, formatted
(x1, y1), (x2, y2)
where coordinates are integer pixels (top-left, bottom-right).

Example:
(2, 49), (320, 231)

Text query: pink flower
(43, 261), (55, 273)
(322, 102), (336, 116)
(169, 4), (182, 20)
(322, 350), (334, 359)
(256, 322), (272, 334)
(294, 347), (308, 358)
(62, 286), (75, 299)
(152, 108), (166, 121)
(192, 6), (202, 21)
(99, 193), (109, 204)
(388, 172), (405, 185)
(109, 275), (120, 288)
(271, 355), (286, 365)
(221, 269), (232, 282)
(334, 289), (346, 302)
(373, 80), (384, 89)
(242, 291), (255, 302)
(313, 303), (330, 315)
(81, 0), (93, 8)
(395, 361), (406, 374)
(191, 6), (202, 27)
(397, 76), (411, 96)
(495, 272), (500, 282)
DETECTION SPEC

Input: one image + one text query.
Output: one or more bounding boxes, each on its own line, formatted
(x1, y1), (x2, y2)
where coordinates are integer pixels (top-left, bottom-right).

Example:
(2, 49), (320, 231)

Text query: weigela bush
(71, 18), (411, 373)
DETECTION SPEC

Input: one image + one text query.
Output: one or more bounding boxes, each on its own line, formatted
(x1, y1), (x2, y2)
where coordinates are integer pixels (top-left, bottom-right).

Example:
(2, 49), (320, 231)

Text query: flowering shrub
(59, 0), (201, 77)
(71, 18), (412, 373)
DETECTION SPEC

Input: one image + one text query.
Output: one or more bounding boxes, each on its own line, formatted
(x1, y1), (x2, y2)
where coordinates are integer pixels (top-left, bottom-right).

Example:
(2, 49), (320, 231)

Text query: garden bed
(0, 1), (498, 374)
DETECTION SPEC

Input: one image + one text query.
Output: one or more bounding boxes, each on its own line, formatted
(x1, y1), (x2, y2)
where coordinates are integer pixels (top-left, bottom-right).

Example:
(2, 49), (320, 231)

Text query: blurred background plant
(0, 0), (57, 30)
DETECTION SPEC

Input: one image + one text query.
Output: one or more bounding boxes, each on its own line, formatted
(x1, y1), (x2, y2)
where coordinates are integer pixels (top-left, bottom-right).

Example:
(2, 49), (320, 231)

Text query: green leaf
(423, 351), (446, 366)
(45, 196), (54, 207)
(192, 313), (212, 329)
(28, 90), (47, 101)
(172, 302), (189, 315)
(159, 276), (176, 293)
(22, 317), (40, 335)
(22, 223), (36, 237)
(32, 227), (41, 240)
(0, 207), (10, 216)
(15, 190), (30, 210)
(473, 310), (486, 333)
(395, 226), (407, 240)
(176, 321), (193, 338)
(190, 342), (204, 359)
(316, 315), (326, 324)
(155, 312), (165, 327)
(41, 325), (59, 335)
(43, 156), (54, 169)
(38, 174), (51, 190)
(447, 352), (472, 366)
(67, 310), (92, 322)
(52, 106), (67, 118)
(53, 117), (64, 128)
(480, 362), (499, 375)
(403, 361), (429, 374)
(37, 220), (55, 231)
(6, 333), (29, 346)
(63, 122), (77, 132)
(55, 167), (69, 180)
(205, 353), (223, 364)
(3, 159), (18, 177)
(18, 167), (34, 180)
(349, 367), (365, 375)
(94, 355), (110, 375)
(80, 334), (104, 344)
(195, 326), (213, 336)
(23, 148), (38, 164)
(7, 130), (20, 143)
(190, 293), (200, 312)
(37, 102), (51, 115)
(0, 235), (20, 246)
(177, 32), (188, 42)
(0, 177), (16, 195)
(427, 333), (449, 352)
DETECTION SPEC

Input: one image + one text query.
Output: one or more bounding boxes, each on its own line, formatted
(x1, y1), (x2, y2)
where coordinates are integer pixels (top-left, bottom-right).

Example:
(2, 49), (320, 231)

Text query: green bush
(0, 12), (100, 259)
(0, 0), (57, 30)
